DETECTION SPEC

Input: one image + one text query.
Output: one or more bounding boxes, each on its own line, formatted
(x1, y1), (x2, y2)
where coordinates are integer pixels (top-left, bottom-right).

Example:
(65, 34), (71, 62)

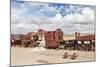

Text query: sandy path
(11, 47), (95, 66)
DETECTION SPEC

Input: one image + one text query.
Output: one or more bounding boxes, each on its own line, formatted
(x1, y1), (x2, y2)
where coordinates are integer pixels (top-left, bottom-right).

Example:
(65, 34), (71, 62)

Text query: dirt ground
(11, 47), (95, 66)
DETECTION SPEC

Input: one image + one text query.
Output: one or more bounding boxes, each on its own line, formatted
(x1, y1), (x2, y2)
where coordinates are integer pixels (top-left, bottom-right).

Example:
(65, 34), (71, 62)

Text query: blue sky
(11, 0), (95, 34)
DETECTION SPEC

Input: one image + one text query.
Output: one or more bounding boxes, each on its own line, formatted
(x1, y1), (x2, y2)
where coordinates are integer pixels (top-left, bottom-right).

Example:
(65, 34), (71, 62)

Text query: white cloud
(55, 13), (62, 20)
(11, 1), (95, 34)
